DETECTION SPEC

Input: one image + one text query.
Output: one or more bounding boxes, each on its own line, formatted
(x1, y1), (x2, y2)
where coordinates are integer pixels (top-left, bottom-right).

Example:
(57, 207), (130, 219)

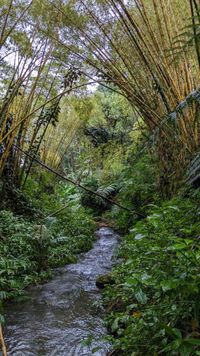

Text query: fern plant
(81, 181), (121, 213)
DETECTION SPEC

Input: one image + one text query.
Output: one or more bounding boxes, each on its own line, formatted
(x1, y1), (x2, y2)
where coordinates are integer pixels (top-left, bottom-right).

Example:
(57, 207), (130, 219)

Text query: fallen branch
(14, 144), (146, 218)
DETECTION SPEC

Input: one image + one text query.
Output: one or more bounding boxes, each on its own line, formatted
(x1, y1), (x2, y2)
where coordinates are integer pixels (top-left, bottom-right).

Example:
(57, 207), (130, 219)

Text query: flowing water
(4, 227), (119, 356)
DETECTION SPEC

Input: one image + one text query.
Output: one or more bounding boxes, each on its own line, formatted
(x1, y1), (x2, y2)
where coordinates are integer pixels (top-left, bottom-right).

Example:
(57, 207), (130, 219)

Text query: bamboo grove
(0, 0), (200, 195)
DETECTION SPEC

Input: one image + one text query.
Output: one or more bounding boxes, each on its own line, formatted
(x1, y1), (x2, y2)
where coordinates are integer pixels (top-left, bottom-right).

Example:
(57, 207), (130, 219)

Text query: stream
(4, 227), (119, 356)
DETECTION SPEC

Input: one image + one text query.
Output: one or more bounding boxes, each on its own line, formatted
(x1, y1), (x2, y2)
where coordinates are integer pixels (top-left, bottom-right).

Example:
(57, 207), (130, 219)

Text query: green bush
(23, 172), (61, 214)
(0, 203), (95, 305)
(105, 154), (159, 232)
(47, 207), (96, 266)
(0, 211), (51, 299)
(103, 196), (200, 355)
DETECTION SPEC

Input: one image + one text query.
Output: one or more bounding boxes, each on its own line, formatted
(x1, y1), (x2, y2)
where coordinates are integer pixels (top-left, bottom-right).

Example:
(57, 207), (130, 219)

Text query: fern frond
(51, 236), (70, 245)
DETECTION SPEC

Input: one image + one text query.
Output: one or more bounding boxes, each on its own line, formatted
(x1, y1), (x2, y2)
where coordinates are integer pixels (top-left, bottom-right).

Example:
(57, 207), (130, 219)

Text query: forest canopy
(0, 0), (200, 195)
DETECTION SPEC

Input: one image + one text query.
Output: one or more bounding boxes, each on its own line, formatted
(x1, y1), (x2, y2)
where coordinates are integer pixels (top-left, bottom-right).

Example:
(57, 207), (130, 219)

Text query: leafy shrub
(0, 211), (51, 300)
(81, 177), (120, 214)
(47, 207), (96, 266)
(103, 196), (200, 355)
(23, 172), (61, 214)
(105, 154), (159, 232)
(0, 182), (40, 218)
(0, 204), (95, 304)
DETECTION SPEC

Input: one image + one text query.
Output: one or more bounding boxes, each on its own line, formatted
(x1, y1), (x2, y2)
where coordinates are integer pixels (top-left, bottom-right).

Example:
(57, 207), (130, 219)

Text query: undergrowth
(0, 173), (95, 323)
(103, 193), (200, 355)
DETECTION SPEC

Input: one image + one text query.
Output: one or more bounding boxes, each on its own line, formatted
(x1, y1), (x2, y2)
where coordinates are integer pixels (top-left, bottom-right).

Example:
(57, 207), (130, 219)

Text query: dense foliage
(102, 194), (200, 355)
(1, 0), (200, 354)
(0, 173), (95, 324)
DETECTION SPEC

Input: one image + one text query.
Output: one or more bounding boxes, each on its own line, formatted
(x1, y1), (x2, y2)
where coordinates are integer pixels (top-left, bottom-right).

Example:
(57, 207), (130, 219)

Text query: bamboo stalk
(0, 325), (7, 356)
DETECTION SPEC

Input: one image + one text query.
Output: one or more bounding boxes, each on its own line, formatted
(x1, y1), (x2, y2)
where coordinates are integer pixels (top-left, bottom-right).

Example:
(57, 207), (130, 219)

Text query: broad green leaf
(160, 280), (179, 292)
(134, 234), (145, 240)
(135, 289), (148, 304)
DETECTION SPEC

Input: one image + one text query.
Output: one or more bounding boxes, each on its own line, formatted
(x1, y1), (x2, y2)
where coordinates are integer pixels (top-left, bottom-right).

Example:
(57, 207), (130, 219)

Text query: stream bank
(4, 227), (119, 356)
